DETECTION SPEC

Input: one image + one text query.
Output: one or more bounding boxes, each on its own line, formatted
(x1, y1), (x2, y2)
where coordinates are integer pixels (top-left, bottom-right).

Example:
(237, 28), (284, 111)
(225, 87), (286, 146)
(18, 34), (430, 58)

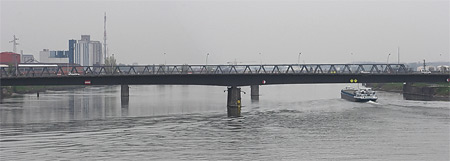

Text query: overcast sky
(1, 0), (449, 65)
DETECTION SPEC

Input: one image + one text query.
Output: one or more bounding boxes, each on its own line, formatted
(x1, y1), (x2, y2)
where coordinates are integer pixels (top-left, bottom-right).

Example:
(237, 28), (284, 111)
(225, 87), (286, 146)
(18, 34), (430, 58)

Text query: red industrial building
(0, 52), (21, 65)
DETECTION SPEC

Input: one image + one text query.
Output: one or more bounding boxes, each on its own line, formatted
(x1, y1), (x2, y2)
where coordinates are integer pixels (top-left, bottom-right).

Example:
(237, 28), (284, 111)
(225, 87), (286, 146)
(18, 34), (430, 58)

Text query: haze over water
(1, 84), (449, 160)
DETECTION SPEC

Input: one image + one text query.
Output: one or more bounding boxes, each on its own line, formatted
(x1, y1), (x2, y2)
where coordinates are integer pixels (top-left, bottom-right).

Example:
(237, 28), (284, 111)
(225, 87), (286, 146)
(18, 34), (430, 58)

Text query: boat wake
(366, 100), (379, 105)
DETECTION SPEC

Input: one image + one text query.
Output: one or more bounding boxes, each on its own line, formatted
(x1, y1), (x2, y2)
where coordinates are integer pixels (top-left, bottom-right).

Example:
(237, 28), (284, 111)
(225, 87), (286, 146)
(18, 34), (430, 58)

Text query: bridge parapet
(0, 64), (417, 77)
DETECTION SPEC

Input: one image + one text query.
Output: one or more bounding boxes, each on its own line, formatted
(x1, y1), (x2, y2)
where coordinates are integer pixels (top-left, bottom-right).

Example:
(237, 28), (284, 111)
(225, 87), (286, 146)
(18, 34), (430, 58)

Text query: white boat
(341, 87), (378, 102)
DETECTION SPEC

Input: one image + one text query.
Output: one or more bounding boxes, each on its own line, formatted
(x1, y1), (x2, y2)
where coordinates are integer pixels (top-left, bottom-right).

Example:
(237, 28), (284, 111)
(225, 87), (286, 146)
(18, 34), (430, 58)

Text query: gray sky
(1, 0), (449, 65)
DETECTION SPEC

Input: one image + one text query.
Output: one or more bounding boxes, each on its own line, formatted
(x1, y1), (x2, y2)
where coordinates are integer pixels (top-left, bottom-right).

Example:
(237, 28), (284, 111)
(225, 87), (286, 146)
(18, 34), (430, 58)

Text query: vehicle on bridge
(420, 69), (431, 74)
(68, 72), (81, 76)
(341, 87), (378, 102)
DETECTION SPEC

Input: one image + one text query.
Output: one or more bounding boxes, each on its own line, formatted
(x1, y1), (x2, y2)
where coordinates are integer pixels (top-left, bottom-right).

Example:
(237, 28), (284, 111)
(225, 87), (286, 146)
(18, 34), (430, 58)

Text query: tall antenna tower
(9, 35), (19, 53)
(103, 12), (107, 62)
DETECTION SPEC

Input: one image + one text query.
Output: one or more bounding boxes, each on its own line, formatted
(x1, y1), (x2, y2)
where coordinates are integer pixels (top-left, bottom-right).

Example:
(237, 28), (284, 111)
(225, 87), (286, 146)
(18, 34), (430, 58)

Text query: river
(1, 84), (449, 160)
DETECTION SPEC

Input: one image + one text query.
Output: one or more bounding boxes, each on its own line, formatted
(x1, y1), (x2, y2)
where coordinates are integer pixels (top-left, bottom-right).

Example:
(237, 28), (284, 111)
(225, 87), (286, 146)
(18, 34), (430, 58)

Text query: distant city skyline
(1, 0), (448, 65)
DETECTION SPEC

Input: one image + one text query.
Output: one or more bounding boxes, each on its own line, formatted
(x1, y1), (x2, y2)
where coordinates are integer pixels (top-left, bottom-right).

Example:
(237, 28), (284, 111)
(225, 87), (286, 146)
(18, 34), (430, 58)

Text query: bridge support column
(121, 85), (129, 97)
(121, 92), (129, 117)
(227, 86), (241, 117)
(250, 85), (259, 100)
(121, 95), (129, 107)
(121, 85), (130, 112)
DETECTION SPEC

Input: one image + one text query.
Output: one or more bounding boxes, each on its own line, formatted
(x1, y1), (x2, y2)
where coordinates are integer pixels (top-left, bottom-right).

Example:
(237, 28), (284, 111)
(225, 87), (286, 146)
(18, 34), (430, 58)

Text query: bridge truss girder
(1, 64), (413, 77)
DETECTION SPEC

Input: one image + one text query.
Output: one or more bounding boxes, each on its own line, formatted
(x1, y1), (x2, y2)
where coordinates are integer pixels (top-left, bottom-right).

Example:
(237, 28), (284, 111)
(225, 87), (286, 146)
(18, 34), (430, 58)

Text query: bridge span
(1, 64), (448, 117)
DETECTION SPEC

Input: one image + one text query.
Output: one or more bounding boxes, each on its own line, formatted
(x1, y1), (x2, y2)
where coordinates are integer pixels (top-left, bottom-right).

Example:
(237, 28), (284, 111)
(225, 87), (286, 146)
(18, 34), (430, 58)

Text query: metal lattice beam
(3, 64), (444, 78)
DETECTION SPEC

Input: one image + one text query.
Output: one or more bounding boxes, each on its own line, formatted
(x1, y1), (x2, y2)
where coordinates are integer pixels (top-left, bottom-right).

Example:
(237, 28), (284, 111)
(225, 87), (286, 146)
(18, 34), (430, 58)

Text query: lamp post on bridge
(351, 53), (354, 64)
(387, 53), (391, 64)
(259, 53), (262, 65)
(206, 53), (210, 65)
(297, 52), (301, 65)
(164, 53), (167, 65)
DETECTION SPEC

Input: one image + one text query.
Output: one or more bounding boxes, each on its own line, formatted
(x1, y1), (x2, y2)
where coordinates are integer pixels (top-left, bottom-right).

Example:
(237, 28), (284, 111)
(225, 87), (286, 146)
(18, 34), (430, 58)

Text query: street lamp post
(206, 53), (210, 65)
(297, 52), (301, 65)
(387, 53), (391, 64)
(259, 53), (262, 65)
(164, 53), (166, 65)
(351, 53), (354, 64)
(163, 53), (169, 72)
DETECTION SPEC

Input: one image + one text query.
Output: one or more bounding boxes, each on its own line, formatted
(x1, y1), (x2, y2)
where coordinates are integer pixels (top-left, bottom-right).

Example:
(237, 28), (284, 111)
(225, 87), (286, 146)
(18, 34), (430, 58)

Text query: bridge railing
(0, 64), (411, 77)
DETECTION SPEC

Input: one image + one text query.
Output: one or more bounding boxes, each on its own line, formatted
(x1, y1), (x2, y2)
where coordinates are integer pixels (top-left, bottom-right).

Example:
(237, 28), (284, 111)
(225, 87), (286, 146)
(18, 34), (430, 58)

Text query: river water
(1, 84), (449, 160)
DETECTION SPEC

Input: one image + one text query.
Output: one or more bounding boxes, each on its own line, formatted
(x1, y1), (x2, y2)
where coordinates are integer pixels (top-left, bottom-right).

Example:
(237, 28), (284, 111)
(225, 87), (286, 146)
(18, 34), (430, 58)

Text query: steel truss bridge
(0, 64), (412, 76)
(0, 64), (448, 86)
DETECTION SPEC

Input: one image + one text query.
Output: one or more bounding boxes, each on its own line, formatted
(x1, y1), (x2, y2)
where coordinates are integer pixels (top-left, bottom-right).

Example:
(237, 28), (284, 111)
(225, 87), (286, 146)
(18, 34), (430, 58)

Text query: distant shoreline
(365, 83), (403, 93)
(366, 83), (449, 101)
(1, 85), (85, 99)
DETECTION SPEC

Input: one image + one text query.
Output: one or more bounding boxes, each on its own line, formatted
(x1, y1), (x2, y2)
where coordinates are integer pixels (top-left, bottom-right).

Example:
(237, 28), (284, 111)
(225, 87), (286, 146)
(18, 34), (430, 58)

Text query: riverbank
(366, 83), (449, 101)
(1, 85), (85, 99)
(365, 83), (403, 93)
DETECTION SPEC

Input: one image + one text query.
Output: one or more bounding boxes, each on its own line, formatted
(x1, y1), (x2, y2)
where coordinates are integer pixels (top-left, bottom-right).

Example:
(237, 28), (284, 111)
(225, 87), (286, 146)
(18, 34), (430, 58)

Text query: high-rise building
(74, 35), (103, 66)
(75, 35), (89, 66)
(68, 39), (76, 64)
(90, 41), (103, 66)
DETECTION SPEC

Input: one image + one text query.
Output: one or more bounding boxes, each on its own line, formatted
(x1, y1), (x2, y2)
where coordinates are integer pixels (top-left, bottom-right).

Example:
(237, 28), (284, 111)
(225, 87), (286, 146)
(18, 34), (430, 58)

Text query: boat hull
(341, 91), (377, 102)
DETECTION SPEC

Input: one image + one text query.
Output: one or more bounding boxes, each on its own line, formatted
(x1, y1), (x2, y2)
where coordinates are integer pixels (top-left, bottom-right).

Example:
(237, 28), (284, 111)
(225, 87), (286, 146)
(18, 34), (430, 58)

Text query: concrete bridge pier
(121, 85), (129, 106)
(121, 90), (129, 117)
(121, 95), (129, 107)
(121, 85), (129, 97)
(227, 86), (241, 117)
(250, 85), (259, 100)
